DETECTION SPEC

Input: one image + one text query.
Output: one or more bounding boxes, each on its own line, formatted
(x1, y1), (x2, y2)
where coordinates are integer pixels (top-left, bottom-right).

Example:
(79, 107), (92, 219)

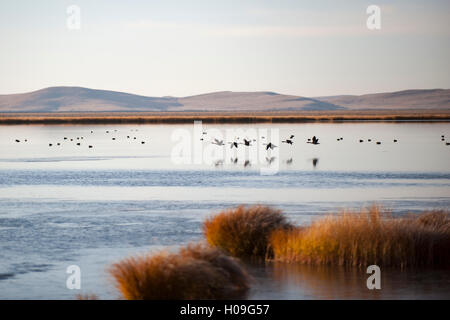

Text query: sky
(0, 0), (449, 97)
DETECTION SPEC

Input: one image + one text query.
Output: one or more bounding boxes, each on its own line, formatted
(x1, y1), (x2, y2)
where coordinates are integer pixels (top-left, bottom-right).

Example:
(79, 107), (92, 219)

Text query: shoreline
(1, 109), (449, 124)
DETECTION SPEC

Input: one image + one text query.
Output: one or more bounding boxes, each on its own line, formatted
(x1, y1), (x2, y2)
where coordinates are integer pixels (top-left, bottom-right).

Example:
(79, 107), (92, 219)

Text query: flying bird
(265, 142), (277, 150)
(212, 138), (225, 146)
(282, 139), (294, 145)
(229, 141), (239, 149)
(307, 136), (319, 145)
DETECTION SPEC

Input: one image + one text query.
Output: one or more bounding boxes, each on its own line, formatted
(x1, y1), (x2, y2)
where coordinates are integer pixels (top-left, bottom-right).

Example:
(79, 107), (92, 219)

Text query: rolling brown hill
(0, 87), (448, 113)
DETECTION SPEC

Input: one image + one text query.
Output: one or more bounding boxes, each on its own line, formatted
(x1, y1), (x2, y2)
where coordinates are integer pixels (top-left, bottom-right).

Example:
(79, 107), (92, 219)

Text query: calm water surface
(0, 123), (449, 299)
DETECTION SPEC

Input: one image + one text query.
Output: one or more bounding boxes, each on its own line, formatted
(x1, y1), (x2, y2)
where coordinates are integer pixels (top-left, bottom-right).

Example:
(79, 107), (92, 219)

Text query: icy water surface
(0, 123), (449, 299)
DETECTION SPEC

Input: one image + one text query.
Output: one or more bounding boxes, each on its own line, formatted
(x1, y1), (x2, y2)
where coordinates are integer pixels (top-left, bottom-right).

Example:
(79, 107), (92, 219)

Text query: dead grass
(270, 207), (450, 268)
(1, 109), (449, 124)
(75, 293), (99, 300)
(203, 205), (292, 259)
(109, 243), (249, 300)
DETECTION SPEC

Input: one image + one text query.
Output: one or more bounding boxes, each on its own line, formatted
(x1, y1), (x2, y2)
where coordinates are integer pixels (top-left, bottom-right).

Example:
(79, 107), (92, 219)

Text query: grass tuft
(270, 207), (450, 268)
(109, 243), (249, 300)
(203, 205), (292, 259)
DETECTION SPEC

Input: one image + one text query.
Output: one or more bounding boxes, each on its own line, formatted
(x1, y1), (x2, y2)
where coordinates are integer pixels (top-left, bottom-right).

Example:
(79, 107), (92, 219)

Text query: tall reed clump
(203, 205), (292, 259)
(109, 243), (249, 300)
(270, 207), (450, 268)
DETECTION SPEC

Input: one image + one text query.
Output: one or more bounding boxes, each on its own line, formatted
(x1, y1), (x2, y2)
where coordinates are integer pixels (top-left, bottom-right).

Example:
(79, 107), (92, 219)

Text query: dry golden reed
(75, 293), (99, 300)
(270, 207), (450, 268)
(109, 243), (249, 300)
(203, 205), (292, 259)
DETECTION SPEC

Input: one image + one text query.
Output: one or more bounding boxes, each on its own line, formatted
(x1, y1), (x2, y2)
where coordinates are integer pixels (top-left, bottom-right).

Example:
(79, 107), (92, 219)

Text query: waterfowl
(307, 136), (319, 145)
(244, 160), (251, 167)
(265, 142), (277, 150)
(212, 138), (225, 146)
(282, 139), (294, 145)
(15, 139), (20, 143)
(229, 141), (239, 149)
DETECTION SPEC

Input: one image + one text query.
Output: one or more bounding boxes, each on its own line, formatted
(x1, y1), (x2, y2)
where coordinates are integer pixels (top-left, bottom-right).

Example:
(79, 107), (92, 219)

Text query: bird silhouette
(265, 142), (277, 150)
(229, 141), (239, 149)
(244, 160), (251, 167)
(282, 139), (294, 145)
(212, 138), (225, 146)
(307, 136), (319, 145)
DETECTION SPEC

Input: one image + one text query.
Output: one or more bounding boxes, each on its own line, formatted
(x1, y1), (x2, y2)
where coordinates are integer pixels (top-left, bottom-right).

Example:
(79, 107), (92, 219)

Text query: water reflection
(312, 158), (319, 168)
(248, 262), (450, 299)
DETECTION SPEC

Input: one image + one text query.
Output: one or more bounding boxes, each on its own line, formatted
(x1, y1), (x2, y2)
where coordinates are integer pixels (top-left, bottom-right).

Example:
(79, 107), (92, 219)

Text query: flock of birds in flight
(12, 130), (449, 168)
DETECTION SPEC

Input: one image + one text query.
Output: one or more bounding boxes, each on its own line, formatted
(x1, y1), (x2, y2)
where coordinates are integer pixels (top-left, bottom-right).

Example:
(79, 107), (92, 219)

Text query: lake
(0, 122), (449, 299)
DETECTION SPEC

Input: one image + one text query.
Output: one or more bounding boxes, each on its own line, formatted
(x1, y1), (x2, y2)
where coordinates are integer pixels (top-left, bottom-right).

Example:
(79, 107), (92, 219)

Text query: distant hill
(0, 87), (448, 113)
(0, 87), (181, 112)
(177, 91), (343, 111)
(316, 89), (450, 110)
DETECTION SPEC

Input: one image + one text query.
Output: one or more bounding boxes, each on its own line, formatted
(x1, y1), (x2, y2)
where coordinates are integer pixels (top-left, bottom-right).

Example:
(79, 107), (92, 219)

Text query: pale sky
(0, 0), (449, 97)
